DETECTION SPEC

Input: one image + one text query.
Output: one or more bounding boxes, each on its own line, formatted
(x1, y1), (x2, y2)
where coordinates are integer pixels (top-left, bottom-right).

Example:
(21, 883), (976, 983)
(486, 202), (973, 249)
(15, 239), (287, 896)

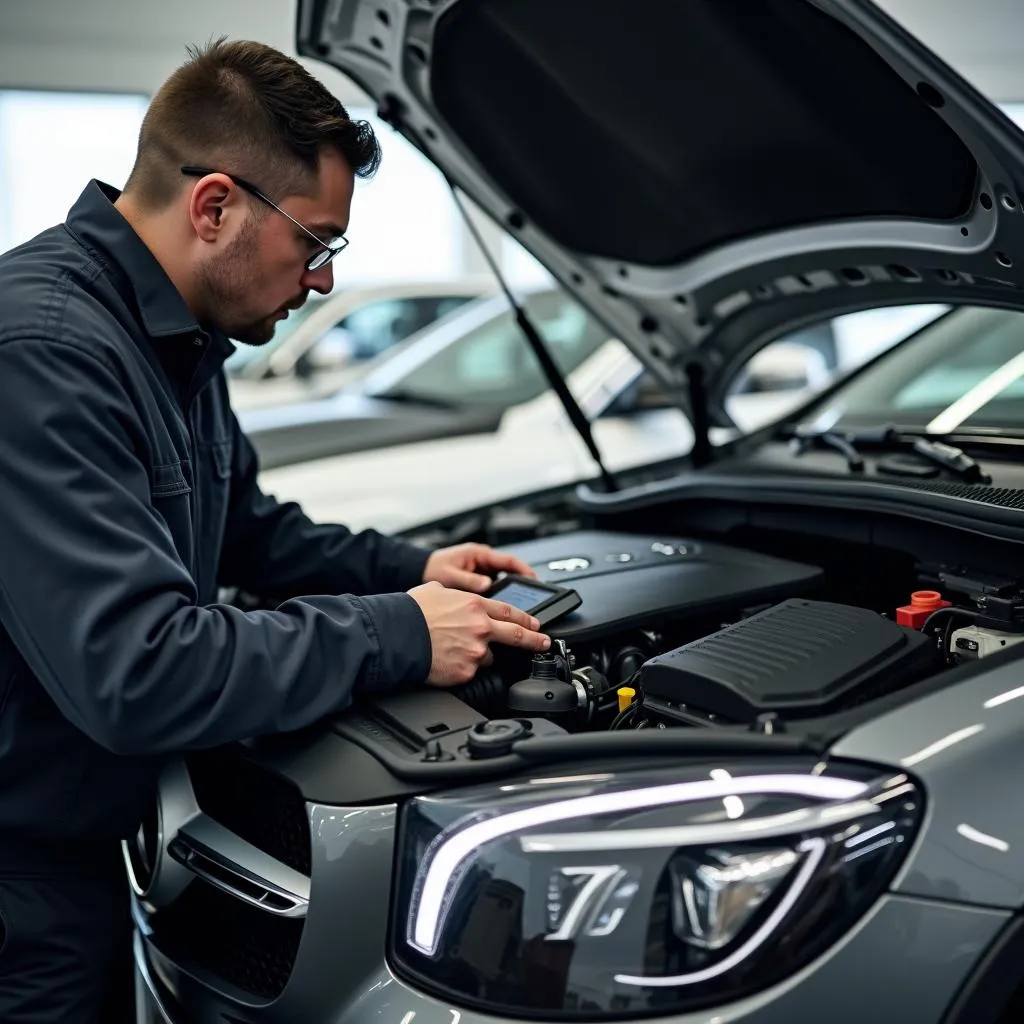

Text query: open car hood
(298, 0), (1024, 426)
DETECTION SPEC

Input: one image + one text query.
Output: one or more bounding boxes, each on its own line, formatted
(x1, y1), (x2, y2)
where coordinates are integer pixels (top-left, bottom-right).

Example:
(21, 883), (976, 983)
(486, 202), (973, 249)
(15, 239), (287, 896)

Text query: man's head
(120, 38), (380, 344)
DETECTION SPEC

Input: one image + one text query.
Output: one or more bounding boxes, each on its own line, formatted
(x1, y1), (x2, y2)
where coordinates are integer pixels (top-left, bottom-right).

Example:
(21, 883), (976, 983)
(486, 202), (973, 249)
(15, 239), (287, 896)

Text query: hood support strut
(376, 84), (619, 494)
(445, 175), (619, 493)
(686, 362), (712, 468)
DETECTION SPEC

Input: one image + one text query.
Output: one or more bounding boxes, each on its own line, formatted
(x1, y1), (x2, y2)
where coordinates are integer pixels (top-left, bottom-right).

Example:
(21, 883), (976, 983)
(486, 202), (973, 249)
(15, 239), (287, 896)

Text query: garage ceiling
(0, 0), (1021, 101)
(0, 0), (366, 102)
(881, 0), (1023, 55)
(881, 0), (1024, 98)
(1, 0), (290, 51)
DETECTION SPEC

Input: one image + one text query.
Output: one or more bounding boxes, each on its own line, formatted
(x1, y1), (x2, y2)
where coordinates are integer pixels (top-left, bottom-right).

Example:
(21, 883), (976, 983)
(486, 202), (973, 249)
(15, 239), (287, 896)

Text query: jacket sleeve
(0, 337), (432, 756)
(216, 410), (431, 599)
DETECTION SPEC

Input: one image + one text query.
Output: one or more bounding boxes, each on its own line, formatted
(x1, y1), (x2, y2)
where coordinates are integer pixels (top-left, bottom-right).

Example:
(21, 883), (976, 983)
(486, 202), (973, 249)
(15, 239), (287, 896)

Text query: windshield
(801, 305), (1024, 435)
(365, 289), (609, 409)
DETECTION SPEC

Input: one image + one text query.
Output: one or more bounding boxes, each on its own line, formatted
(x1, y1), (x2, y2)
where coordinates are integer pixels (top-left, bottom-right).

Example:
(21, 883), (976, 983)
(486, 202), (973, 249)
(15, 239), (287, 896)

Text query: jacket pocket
(149, 458), (194, 568)
(209, 440), (232, 481)
(151, 458), (192, 498)
(195, 441), (232, 592)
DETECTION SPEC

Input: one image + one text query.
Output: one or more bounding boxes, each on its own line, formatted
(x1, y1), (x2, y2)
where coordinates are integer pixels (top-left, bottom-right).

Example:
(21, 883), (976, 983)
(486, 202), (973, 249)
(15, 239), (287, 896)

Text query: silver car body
(134, 657), (1024, 1024)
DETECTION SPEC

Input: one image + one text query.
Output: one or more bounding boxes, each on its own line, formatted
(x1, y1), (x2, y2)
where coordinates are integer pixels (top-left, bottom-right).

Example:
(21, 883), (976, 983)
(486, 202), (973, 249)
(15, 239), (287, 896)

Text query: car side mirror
(603, 373), (673, 416)
(733, 342), (831, 395)
(290, 330), (354, 382)
(293, 351), (315, 380)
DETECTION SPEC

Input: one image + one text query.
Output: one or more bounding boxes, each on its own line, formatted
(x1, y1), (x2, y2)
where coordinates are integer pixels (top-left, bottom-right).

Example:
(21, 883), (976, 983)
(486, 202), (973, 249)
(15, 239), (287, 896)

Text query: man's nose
(301, 262), (334, 295)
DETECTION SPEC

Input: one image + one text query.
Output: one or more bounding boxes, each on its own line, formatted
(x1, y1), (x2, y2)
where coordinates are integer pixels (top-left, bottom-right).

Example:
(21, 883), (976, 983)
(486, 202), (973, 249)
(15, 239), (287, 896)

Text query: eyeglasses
(180, 165), (348, 271)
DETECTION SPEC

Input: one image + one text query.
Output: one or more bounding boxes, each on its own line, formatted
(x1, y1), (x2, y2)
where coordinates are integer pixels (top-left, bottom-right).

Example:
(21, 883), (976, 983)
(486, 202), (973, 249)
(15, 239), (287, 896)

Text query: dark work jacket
(0, 182), (432, 861)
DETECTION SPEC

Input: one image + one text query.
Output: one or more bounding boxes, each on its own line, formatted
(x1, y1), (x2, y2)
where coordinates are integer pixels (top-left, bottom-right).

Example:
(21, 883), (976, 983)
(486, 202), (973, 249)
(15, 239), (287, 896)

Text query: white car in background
(257, 337), (829, 533)
(249, 288), (945, 534)
(226, 278), (494, 409)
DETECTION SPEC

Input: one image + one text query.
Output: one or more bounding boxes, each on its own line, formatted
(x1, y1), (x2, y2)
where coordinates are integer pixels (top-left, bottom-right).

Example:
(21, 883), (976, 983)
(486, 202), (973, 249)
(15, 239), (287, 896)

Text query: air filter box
(637, 599), (936, 723)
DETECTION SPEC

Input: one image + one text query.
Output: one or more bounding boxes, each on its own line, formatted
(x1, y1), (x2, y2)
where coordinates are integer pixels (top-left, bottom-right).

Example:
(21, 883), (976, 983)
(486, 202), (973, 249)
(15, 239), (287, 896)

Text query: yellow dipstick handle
(617, 686), (636, 713)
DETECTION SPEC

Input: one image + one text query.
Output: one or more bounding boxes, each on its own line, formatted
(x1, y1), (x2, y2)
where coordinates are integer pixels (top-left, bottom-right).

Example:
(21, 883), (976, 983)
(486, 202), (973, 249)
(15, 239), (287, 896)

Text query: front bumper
(133, 737), (1024, 1024)
(135, 878), (1009, 1023)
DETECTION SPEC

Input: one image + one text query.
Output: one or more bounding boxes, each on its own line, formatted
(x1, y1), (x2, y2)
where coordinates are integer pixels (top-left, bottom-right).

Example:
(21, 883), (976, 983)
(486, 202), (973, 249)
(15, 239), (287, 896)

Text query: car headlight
(391, 761), (920, 1018)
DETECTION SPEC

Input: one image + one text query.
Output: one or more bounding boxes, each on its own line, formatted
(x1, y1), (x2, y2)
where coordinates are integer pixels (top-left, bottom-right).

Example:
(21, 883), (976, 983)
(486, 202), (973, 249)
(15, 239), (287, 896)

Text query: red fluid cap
(896, 590), (951, 629)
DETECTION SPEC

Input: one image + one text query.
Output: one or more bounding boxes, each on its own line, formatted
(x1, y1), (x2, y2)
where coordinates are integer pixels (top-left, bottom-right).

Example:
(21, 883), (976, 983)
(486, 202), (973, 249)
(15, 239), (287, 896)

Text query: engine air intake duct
(637, 599), (935, 722)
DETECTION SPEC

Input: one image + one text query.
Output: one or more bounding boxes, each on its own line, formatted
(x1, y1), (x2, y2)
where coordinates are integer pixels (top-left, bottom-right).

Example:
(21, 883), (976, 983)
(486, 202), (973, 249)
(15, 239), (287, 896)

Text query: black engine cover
(637, 598), (935, 722)
(503, 531), (823, 642)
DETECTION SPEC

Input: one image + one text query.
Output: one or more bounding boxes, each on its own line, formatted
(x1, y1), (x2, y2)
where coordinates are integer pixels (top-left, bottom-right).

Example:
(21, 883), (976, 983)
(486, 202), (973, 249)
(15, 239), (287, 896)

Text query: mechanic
(0, 38), (550, 1023)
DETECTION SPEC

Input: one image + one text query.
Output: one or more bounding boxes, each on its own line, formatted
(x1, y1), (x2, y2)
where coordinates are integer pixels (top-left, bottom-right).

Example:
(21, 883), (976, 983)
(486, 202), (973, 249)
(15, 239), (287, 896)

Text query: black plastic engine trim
(576, 471), (1024, 544)
(638, 598), (936, 722)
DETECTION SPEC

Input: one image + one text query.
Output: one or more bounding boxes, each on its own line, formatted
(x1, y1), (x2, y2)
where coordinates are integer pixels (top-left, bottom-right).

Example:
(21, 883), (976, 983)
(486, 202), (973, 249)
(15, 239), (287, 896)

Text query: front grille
(155, 880), (303, 1000)
(187, 751), (311, 875)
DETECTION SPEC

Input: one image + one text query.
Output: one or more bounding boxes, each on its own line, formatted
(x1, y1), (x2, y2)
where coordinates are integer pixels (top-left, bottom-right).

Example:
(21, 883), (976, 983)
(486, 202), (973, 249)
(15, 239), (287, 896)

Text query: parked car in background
(238, 286), (615, 468)
(240, 286), (833, 479)
(225, 278), (494, 409)
(255, 334), (829, 532)
(253, 303), (992, 535)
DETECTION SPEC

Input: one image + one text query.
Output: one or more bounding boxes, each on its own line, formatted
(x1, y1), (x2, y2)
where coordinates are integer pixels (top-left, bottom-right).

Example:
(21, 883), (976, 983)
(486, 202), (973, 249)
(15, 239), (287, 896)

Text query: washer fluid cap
(466, 719), (532, 759)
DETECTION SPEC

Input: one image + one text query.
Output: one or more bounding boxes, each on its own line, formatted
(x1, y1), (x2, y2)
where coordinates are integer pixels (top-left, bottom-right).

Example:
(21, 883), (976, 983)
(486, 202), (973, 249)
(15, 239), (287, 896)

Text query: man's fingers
(447, 569), (492, 593)
(480, 551), (537, 579)
(487, 619), (551, 652)
(482, 598), (540, 631)
(508, 557), (538, 578)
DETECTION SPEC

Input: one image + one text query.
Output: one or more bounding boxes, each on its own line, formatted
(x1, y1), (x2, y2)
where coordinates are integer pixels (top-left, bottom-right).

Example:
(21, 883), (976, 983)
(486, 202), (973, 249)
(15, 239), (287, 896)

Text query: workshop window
(0, 90), (148, 255)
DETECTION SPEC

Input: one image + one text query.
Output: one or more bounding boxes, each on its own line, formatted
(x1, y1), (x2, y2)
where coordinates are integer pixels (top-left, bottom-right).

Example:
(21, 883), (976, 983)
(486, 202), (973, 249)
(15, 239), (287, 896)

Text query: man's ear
(187, 174), (239, 243)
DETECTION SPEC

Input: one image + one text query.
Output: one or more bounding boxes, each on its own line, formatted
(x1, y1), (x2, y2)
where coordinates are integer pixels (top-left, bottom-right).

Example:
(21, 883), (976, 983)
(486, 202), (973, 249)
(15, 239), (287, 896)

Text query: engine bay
(326, 527), (1024, 776)
(459, 530), (831, 730)
(146, 515), (1024, 1008)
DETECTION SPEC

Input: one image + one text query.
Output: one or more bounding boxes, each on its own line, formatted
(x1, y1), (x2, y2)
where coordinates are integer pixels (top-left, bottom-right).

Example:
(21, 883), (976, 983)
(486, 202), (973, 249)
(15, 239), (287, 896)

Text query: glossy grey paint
(833, 653), (1024, 908)
(238, 289), (554, 470)
(319, 896), (1006, 1024)
(136, 786), (1011, 1023)
(280, 803), (400, 1017)
(138, 803), (400, 1023)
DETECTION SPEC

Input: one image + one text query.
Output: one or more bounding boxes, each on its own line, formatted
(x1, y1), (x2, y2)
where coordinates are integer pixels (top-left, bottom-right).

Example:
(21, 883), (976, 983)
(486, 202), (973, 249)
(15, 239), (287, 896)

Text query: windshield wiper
(374, 388), (462, 412)
(789, 429), (865, 472)
(784, 424), (992, 484)
(907, 436), (992, 483)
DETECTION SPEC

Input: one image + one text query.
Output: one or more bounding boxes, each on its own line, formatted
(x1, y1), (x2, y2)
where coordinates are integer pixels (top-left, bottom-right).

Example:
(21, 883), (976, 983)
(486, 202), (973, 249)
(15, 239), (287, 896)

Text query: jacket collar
(65, 178), (236, 393)
(65, 180), (206, 340)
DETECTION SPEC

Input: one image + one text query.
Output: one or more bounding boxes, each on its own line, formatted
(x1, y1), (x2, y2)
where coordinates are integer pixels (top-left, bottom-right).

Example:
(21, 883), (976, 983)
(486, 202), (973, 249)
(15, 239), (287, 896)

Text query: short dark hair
(124, 38), (381, 209)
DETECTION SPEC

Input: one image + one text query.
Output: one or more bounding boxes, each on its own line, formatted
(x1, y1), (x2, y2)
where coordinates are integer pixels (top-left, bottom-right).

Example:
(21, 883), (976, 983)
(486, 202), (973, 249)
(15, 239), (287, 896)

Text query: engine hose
(458, 671), (508, 716)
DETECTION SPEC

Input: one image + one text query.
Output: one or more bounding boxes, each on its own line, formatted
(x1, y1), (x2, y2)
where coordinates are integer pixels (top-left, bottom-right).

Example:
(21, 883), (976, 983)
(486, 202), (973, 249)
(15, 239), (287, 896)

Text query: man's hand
(409, 581), (551, 686)
(423, 542), (537, 594)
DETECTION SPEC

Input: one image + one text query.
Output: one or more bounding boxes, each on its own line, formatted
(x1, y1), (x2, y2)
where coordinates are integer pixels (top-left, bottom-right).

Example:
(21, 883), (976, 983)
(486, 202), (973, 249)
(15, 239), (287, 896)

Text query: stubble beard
(198, 217), (279, 346)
